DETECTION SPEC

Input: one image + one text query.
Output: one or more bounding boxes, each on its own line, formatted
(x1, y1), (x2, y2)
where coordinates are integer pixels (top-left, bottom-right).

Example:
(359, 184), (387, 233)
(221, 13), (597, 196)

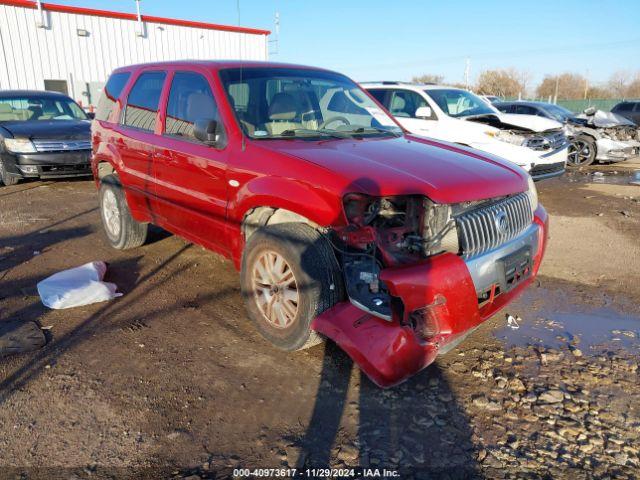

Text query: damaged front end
(313, 189), (549, 388)
(571, 110), (640, 162)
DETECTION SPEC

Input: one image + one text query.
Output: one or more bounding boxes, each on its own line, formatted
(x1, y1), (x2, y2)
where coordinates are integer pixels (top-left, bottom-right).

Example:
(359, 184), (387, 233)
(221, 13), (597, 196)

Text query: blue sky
(54, 0), (639, 87)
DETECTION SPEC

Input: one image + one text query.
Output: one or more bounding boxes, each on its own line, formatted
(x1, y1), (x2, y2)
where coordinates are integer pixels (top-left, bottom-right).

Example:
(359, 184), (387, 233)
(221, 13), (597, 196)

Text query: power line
(340, 38), (640, 72)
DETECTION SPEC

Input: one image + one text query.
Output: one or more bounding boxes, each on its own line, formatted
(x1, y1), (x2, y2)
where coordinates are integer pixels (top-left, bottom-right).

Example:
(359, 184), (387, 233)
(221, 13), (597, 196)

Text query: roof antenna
(237, 0), (246, 152)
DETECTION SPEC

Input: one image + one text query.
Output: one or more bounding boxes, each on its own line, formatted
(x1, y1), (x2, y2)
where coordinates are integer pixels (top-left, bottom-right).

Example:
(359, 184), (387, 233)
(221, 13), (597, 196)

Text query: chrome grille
(456, 193), (533, 258)
(33, 139), (91, 152)
(543, 130), (567, 150)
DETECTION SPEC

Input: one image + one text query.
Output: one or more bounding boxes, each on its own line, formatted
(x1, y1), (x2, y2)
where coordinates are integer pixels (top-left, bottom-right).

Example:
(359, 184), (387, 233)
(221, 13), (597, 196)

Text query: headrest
(390, 95), (406, 112)
(186, 92), (217, 122)
(268, 93), (298, 121)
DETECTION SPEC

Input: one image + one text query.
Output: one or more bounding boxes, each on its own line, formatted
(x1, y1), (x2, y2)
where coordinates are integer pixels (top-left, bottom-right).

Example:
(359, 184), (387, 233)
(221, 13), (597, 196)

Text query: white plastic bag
(37, 261), (122, 309)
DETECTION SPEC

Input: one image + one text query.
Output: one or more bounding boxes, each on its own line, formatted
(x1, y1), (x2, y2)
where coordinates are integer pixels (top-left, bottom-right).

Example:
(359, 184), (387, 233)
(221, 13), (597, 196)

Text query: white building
(0, 0), (270, 108)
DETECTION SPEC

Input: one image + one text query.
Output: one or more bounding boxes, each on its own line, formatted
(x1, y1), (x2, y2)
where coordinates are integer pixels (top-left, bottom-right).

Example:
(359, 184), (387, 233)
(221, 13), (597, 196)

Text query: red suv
(92, 61), (548, 387)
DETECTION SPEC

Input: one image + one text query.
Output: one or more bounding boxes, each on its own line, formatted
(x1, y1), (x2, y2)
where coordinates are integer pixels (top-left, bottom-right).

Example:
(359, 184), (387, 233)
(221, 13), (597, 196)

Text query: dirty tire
(99, 174), (148, 250)
(567, 135), (596, 167)
(240, 223), (344, 351)
(0, 159), (19, 186)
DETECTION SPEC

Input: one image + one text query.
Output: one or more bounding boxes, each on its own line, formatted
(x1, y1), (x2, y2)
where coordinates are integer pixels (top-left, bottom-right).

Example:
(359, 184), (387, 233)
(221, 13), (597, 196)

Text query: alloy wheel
(102, 188), (121, 237)
(567, 140), (592, 166)
(251, 250), (299, 329)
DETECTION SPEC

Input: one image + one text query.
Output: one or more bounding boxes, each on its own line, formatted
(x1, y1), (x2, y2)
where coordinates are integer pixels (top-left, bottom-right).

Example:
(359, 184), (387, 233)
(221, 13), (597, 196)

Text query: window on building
(165, 72), (219, 140)
(123, 71), (166, 131)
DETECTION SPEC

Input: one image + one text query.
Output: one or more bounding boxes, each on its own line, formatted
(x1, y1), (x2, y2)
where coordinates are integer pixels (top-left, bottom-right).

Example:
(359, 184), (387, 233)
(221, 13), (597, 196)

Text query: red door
(152, 70), (230, 255)
(115, 70), (167, 221)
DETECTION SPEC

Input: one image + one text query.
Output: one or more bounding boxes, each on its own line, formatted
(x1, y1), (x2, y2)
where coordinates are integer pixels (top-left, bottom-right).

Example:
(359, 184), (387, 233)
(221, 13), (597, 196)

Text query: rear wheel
(240, 223), (344, 351)
(99, 174), (148, 249)
(567, 135), (596, 167)
(0, 159), (20, 186)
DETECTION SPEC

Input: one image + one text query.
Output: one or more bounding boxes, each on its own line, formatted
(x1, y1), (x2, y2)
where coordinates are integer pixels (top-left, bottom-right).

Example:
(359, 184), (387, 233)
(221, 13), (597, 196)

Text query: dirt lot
(1, 161), (640, 479)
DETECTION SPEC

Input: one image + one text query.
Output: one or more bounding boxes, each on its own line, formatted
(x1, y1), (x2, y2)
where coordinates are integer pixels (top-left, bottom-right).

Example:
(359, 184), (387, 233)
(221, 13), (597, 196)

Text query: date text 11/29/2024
(233, 468), (400, 478)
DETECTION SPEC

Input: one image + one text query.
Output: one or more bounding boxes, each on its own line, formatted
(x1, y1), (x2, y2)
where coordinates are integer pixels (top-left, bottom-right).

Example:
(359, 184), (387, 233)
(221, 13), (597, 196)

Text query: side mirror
(415, 106), (432, 119)
(86, 112), (95, 120)
(193, 118), (221, 145)
(583, 106), (596, 116)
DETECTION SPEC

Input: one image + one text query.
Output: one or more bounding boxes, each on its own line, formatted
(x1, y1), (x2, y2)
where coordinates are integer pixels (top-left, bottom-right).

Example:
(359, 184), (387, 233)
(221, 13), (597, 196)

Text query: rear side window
(95, 72), (130, 121)
(388, 89), (428, 118)
(367, 89), (388, 106)
(123, 71), (166, 131)
(165, 72), (219, 140)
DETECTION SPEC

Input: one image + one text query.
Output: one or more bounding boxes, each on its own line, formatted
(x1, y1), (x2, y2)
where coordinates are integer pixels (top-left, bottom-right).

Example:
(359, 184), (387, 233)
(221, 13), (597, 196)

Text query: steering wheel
(320, 116), (351, 129)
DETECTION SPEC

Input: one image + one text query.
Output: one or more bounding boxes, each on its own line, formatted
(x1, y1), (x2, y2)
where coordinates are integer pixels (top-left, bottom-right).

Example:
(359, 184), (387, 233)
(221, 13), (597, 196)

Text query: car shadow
(292, 341), (483, 478)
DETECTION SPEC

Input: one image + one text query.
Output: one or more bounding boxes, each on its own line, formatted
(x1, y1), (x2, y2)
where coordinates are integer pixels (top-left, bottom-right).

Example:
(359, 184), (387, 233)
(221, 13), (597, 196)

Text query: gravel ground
(0, 163), (639, 479)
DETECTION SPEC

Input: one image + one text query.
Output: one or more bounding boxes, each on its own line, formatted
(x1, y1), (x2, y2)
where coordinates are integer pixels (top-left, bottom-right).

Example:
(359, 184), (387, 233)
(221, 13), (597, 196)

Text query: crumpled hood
(257, 136), (528, 204)
(577, 110), (637, 128)
(496, 113), (563, 132)
(0, 120), (91, 139)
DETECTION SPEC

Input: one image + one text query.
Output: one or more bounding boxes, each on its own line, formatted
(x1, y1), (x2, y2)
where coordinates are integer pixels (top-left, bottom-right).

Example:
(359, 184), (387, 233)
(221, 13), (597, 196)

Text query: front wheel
(567, 135), (596, 167)
(240, 223), (344, 351)
(0, 159), (20, 186)
(99, 174), (148, 249)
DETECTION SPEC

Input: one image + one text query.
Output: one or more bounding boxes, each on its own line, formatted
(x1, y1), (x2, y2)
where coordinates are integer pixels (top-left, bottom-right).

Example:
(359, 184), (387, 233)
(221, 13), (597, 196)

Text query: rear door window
(366, 89), (389, 107)
(96, 72), (131, 122)
(123, 71), (166, 131)
(388, 89), (428, 118)
(165, 72), (220, 141)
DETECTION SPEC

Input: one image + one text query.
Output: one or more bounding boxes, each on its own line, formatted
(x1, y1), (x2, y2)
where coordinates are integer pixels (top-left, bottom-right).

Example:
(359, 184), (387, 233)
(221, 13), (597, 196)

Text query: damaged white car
(363, 83), (569, 181)
(496, 102), (640, 167)
(571, 108), (640, 166)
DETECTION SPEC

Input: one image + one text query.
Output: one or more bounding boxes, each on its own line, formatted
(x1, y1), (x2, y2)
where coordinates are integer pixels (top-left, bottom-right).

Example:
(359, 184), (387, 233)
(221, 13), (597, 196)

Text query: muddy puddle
(494, 287), (640, 354)
(563, 169), (640, 186)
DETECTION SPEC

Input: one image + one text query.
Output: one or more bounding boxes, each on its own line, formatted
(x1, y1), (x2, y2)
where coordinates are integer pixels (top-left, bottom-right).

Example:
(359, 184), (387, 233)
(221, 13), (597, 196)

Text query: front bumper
(2, 150), (92, 179)
(595, 138), (640, 162)
(312, 205), (549, 388)
(530, 145), (568, 181)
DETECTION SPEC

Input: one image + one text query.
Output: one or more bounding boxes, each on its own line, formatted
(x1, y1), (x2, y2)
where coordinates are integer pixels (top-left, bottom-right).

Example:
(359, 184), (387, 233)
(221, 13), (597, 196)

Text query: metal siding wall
(0, 4), (268, 97)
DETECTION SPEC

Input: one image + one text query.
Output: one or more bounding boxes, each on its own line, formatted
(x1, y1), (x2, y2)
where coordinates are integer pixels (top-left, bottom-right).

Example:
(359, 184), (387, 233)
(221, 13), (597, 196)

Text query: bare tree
(475, 69), (524, 98)
(536, 73), (590, 100)
(411, 74), (444, 84)
(626, 73), (640, 98)
(608, 71), (631, 97)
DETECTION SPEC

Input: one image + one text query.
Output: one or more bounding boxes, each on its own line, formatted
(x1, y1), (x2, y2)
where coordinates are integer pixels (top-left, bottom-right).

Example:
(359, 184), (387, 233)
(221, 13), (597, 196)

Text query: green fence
(555, 98), (621, 113)
(502, 97), (624, 113)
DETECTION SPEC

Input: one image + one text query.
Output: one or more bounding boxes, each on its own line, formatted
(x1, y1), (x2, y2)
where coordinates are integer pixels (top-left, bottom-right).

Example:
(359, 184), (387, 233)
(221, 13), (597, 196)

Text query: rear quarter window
(123, 71), (166, 131)
(95, 72), (131, 122)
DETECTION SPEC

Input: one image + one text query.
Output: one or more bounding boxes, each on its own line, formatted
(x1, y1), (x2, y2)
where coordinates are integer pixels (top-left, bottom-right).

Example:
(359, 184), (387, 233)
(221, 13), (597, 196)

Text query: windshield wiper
(342, 126), (402, 137)
(279, 128), (347, 139)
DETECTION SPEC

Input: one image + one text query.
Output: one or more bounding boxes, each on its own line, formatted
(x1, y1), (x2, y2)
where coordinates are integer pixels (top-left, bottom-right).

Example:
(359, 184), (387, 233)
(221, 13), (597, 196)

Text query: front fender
(228, 176), (344, 266)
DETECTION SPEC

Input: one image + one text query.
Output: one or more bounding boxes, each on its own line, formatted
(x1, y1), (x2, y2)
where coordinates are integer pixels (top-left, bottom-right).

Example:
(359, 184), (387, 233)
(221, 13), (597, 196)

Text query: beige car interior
(0, 103), (31, 121)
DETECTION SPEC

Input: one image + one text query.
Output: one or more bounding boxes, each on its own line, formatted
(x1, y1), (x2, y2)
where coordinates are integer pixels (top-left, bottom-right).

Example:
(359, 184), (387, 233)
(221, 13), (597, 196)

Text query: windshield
(219, 67), (402, 139)
(425, 89), (495, 118)
(0, 96), (88, 122)
(541, 104), (574, 122)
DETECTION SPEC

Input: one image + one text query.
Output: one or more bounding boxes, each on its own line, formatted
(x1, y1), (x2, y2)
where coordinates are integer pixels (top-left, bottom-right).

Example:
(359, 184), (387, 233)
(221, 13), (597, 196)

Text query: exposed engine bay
(569, 109), (640, 161)
(464, 113), (567, 152)
(334, 194), (461, 320)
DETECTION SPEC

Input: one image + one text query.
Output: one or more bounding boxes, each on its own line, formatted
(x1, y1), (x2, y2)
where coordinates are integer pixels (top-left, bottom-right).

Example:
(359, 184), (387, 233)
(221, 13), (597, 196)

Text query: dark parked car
(495, 100), (583, 125)
(0, 90), (92, 186)
(91, 61), (548, 387)
(611, 101), (640, 126)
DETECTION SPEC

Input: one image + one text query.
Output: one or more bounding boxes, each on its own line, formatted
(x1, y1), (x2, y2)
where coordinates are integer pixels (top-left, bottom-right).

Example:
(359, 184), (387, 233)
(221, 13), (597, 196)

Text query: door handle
(154, 151), (174, 163)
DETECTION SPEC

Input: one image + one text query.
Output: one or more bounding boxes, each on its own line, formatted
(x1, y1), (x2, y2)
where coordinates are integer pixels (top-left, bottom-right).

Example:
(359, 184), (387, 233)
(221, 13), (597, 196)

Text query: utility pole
(553, 75), (559, 104)
(134, 0), (145, 37)
(269, 11), (280, 55)
(584, 69), (589, 99)
(464, 58), (470, 90)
